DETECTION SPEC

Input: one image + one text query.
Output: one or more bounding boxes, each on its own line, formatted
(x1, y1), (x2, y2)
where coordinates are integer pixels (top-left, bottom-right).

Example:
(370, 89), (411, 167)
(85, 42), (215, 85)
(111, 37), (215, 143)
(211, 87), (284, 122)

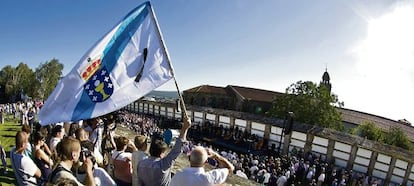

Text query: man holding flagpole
(38, 1), (178, 126)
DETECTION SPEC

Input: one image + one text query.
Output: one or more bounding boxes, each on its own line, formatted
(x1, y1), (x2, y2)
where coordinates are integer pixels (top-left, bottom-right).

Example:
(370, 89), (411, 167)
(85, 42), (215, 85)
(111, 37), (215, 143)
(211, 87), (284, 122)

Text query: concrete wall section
(290, 131), (306, 150)
(219, 115), (231, 128)
(167, 107), (174, 117)
(160, 106), (166, 116)
(251, 122), (266, 131)
(311, 136), (328, 155)
(251, 129), (264, 137)
(206, 113), (215, 122)
(235, 119), (247, 129)
(219, 116), (230, 123)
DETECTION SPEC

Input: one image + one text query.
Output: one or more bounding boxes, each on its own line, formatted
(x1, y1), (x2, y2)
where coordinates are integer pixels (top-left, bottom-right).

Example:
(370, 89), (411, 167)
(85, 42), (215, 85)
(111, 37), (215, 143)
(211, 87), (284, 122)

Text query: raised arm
(207, 148), (235, 174)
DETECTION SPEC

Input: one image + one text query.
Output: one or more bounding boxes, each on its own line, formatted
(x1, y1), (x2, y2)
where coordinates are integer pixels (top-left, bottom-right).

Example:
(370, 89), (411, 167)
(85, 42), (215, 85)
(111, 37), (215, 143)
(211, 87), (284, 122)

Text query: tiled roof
(339, 108), (414, 141)
(228, 85), (283, 102)
(184, 85), (227, 95)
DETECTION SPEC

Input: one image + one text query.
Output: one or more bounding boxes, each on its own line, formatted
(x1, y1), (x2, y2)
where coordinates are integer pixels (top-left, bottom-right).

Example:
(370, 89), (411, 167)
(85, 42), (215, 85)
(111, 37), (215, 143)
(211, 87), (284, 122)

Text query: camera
(79, 147), (95, 164)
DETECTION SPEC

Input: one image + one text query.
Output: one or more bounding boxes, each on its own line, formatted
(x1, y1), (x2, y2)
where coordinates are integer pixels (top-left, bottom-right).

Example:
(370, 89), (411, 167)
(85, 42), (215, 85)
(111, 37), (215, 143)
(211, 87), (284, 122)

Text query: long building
(182, 70), (414, 142)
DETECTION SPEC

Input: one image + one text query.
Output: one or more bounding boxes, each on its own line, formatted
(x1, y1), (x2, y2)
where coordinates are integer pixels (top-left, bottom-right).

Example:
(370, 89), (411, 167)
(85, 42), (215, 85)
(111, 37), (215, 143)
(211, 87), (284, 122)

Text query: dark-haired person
(49, 137), (95, 186)
(27, 107), (35, 131)
(33, 132), (53, 184)
(137, 117), (191, 186)
(10, 131), (41, 186)
(49, 125), (64, 153)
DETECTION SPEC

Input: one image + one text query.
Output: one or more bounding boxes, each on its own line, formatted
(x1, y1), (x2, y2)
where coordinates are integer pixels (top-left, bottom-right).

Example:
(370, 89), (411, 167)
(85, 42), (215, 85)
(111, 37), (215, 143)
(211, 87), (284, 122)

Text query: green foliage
(351, 121), (383, 141)
(352, 122), (412, 150)
(35, 58), (64, 99)
(0, 59), (63, 102)
(382, 126), (413, 150)
(267, 81), (343, 130)
(0, 63), (37, 101)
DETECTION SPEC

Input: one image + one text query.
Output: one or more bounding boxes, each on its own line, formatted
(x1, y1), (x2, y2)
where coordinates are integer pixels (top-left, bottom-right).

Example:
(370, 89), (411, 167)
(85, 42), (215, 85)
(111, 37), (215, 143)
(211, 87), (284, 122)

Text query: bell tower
(321, 68), (332, 93)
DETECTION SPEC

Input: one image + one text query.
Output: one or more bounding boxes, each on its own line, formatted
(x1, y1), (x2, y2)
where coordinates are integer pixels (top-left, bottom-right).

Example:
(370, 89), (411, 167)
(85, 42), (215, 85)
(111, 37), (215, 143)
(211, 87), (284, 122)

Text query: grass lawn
(0, 115), (20, 186)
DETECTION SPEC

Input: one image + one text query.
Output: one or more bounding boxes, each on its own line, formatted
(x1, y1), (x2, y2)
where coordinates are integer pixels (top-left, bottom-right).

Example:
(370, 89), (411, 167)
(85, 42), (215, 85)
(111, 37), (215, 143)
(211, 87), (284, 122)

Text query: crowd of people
(1, 102), (388, 186)
(3, 103), (236, 186)
(178, 118), (384, 186)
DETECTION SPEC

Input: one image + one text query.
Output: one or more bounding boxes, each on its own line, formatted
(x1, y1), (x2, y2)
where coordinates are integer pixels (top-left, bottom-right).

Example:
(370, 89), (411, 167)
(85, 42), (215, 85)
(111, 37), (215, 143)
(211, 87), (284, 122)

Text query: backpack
(47, 165), (72, 184)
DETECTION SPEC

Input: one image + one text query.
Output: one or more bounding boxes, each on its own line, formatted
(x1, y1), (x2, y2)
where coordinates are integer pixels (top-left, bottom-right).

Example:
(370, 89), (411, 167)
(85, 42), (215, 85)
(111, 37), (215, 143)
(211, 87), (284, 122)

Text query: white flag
(39, 2), (173, 125)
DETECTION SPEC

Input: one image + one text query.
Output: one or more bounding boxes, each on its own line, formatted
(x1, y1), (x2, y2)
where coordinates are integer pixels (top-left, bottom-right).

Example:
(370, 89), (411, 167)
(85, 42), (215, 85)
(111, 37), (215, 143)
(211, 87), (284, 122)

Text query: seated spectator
(10, 131), (42, 186)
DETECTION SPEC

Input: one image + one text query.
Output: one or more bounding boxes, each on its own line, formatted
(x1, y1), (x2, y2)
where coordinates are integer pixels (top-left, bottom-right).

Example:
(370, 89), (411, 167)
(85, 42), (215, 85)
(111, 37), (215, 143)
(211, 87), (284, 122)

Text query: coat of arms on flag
(80, 57), (114, 102)
(84, 66), (113, 102)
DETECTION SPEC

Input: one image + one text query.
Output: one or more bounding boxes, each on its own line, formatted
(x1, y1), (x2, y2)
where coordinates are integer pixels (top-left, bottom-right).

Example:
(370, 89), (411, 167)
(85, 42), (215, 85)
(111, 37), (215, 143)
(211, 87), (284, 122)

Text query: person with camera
(49, 137), (95, 186)
(76, 140), (116, 186)
(170, 146), (235, 186)
(136, 116), (191, 186)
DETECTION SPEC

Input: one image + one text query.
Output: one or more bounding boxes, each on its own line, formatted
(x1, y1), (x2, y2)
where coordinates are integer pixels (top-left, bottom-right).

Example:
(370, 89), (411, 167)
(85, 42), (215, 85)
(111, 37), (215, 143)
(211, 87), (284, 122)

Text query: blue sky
(1, 0), (413, 123)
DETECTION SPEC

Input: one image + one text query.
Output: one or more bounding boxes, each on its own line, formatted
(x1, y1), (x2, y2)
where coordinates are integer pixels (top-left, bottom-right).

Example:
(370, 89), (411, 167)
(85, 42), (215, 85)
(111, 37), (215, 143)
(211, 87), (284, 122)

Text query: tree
(0, 63), (37, 101)
(267, 81), (343, 130)
(35, 59), (64, 99)
(351, 121), (383, 141)
(15, 63), (37, 98)
(0, 65), (16, 100)
(382, 126), (412, 150)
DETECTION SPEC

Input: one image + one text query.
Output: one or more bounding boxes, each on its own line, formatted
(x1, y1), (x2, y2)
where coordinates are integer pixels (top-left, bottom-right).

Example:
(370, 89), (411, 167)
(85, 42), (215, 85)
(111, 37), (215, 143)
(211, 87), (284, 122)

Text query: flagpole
(148, 3), (189, 121)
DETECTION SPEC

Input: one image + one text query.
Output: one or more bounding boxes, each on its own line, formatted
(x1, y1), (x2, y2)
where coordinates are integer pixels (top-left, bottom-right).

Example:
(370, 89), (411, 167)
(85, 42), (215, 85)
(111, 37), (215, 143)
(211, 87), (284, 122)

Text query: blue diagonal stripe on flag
(38, 1), (174, 125)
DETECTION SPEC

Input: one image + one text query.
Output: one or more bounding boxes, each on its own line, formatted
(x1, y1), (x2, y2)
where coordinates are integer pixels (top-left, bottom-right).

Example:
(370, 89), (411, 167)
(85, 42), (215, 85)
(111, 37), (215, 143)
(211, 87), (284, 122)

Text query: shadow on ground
(1, 128), (19, 132)
(0, 166), (16, 185)
(0, 135), (14, 139)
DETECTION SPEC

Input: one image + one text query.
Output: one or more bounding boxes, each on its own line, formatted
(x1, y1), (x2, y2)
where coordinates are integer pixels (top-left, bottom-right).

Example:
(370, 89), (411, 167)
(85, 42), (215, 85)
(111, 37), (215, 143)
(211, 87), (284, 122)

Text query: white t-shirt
(170, 167), (229, 186)
(49, 137), (61, 153)
(77, 166), (116, 186)
(235, 170), (248, 179)
(318, 173), (325, 182)
(10, 149), (38, 186)
(111, 150), (132, 161)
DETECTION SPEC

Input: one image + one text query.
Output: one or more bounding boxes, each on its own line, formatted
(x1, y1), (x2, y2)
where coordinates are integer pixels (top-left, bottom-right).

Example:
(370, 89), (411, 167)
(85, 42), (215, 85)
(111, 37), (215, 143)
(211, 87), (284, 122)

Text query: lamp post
(277, 112), (294, 155)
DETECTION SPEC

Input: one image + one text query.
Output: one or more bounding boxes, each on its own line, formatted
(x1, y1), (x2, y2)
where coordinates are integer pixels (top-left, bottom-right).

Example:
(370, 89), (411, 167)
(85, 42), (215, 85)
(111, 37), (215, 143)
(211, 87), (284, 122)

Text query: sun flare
(351, 3), (414, 121)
